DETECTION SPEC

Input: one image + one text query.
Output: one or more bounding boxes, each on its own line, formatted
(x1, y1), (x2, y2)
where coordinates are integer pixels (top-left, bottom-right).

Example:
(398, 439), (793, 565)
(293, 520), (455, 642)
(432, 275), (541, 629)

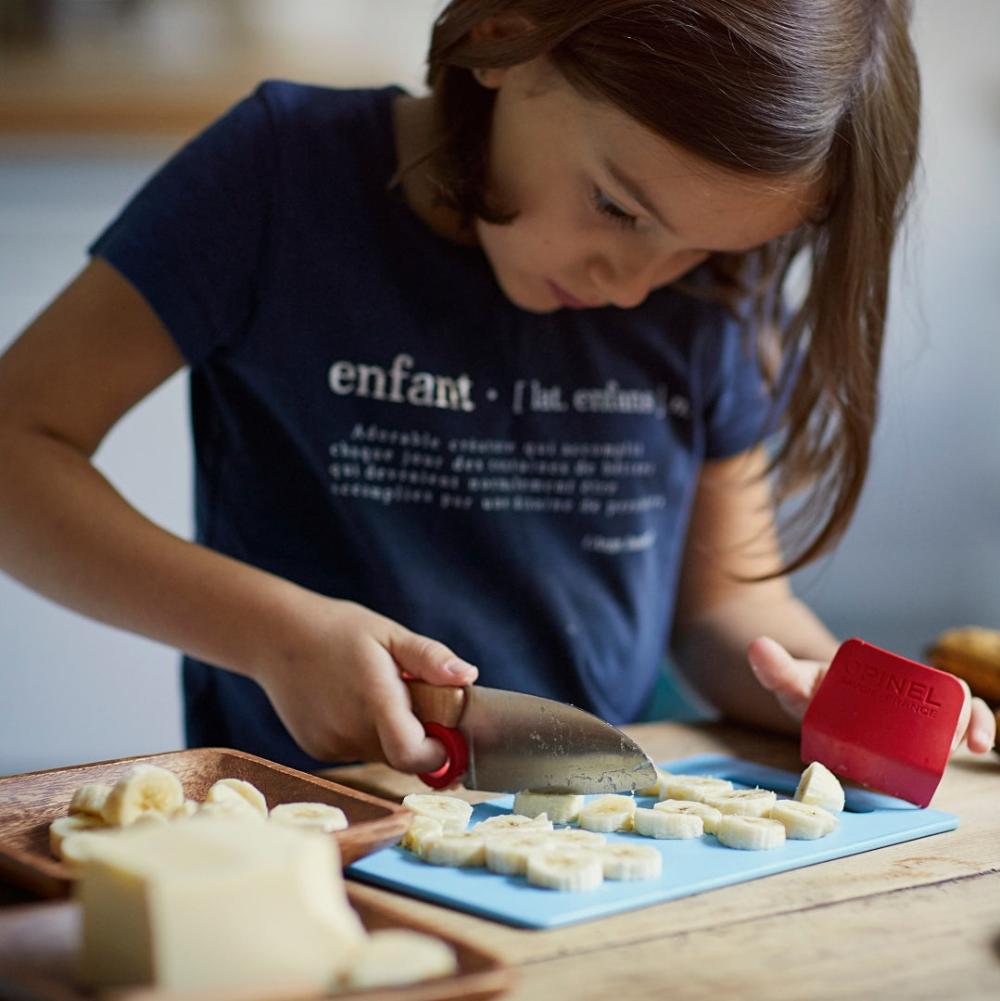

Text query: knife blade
(406, 680), (657, 794)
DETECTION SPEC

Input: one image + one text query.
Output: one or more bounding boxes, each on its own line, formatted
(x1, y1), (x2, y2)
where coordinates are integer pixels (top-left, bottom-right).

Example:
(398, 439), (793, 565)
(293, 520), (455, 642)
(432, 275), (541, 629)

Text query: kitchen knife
(405, 679), (657, 794)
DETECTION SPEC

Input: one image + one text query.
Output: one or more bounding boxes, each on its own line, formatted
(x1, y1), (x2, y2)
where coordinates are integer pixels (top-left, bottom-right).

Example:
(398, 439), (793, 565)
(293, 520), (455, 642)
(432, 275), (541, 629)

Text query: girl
(0, 1), (992, 774)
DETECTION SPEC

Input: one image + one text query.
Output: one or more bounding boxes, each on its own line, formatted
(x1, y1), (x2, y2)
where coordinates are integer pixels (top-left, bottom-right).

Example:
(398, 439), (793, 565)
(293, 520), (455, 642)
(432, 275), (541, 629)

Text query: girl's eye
(591, 186), (638, 230)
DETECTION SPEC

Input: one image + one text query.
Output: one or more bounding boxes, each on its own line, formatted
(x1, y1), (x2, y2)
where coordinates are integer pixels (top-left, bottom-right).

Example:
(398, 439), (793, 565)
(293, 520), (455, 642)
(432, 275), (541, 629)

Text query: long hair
(424, 0), (920, 575)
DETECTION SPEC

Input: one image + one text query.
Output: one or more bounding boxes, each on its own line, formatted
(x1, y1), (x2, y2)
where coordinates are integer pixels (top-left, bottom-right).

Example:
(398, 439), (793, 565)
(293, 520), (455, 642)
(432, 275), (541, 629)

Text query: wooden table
(1, 721), (997, 999)
(326, 721), (1000, 1001)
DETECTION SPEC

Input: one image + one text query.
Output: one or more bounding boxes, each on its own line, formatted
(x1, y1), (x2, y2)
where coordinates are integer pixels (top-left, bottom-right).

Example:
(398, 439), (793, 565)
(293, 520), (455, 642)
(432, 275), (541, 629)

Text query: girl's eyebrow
(603, 158), (678, 234)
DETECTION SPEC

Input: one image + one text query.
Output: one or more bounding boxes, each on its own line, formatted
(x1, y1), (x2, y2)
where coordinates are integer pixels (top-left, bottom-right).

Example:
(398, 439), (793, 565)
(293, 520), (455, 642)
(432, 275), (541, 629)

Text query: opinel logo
(844, 661), (943, 707)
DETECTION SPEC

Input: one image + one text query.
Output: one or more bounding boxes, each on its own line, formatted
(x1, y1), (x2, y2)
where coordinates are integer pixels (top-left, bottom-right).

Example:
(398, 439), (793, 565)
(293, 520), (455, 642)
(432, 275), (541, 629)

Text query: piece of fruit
(512, 790), (584, 823)
(716, 815), (786, 850)
(419, 831), (487, 867)
(197, 800), (263, 823)
(578, 794), (636, 833)
(597, 843), (663, 880)
(769, 800), (838, 839)
(653, 799), (723, 834)
(205, 779), (268, 818)
(704, 789), (777, 817)
(400, 816), (444, 854)
(472, 813), (553, 837)
(268, 802), (348, 832)
(49, 814), (104, 859)
(795, 761), (845, 812)
(401, 793), (472, 833)
(484, 831), (555, 876)
(661, 775), (734, 802)
(346, 929), (457, 989)
(101, 765), (185, 827)
(172, 800), (198, 820)
(526, 845), (604, 891)
(547, 828), (607, 849)
(69, 783), (112, 818)
(636, 768), (672, 798)
(634, 806), (702, 839)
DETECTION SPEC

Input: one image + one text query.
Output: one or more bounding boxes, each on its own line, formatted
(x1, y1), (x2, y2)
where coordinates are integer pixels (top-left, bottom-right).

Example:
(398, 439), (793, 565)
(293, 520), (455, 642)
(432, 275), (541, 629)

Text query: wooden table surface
(325, 720), (1000, 1001)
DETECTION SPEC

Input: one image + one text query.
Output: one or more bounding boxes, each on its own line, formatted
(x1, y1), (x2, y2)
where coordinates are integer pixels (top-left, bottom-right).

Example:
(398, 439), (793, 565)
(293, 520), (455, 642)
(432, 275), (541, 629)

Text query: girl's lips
(546, 279), (595, 309)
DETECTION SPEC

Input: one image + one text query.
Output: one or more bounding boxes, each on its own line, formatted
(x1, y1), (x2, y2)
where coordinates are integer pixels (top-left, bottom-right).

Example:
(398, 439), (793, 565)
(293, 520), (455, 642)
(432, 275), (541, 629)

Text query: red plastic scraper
(800, 638), (966, 807)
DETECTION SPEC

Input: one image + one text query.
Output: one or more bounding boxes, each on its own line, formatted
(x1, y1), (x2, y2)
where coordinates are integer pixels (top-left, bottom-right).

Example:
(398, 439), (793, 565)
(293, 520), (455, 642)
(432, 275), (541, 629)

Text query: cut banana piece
(419, 831), (487, 867)
(172, 799), (198, 820)
(400, 816), (444, 854)
(547, 828), (607, 849)
(60, 830), (111, 867)
(661, 775), (733, 802)
(704, 788), (777, 817)
(769, 800), (838, 839)
(526, 845), (604, 892)
(795, 761), (845, 813)
(484, 831), (555, 876)
(346, 929), (458, 989)
(197, 800), (263, 823)
(401, 793), (473, 833)
(69, 783), (112, 819)
(472, 813), (553, 837)
(578, 794), (636, 833)
(634, 806), (702, 839)
(205, 779), (268, 818)
(653, 799), (723, 835)
(101, 765), (185, 827)
(268, 802), (348, 832)
(598, 843), (663, 880)
(716, 815), (786, 850)
(636, 768), (672, 798)
(512, 790), (584, 824)
(49, 814), (105, 859)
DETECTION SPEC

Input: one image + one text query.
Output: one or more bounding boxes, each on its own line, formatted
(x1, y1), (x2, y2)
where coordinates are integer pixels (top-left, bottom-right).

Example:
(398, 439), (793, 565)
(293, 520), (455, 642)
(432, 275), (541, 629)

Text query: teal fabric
(639, 661), (718, 723)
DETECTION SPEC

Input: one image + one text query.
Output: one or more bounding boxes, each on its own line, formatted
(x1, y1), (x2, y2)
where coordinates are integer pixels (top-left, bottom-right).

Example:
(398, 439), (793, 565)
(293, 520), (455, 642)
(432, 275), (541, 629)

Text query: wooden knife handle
(404, 678), (466, 728)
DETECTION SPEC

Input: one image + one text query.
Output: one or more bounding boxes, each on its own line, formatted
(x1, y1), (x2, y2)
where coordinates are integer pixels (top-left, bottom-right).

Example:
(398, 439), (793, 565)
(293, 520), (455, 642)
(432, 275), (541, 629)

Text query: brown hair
(424, 0), (920, 575)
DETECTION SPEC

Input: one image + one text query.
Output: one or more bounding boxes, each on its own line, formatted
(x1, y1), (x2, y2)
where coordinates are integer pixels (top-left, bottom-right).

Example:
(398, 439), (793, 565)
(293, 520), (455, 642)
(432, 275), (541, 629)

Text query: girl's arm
(0, 259), (475, 771)
(670, 448), (995, 752)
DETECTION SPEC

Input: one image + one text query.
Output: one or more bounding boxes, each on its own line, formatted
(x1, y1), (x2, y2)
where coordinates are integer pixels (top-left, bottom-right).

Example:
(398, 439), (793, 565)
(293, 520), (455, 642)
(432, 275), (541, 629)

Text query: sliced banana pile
(397, 762), (846, 890)
(50, 763), (349, 862)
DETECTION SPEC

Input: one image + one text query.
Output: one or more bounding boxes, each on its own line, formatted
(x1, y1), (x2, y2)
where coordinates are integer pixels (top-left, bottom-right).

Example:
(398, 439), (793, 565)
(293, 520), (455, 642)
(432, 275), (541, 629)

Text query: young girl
(0, 0), (992, 775)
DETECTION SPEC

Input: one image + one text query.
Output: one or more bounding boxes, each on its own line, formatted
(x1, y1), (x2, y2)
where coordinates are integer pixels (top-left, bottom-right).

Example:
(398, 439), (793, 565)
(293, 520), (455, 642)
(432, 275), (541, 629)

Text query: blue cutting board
(347, 754), (959, 929)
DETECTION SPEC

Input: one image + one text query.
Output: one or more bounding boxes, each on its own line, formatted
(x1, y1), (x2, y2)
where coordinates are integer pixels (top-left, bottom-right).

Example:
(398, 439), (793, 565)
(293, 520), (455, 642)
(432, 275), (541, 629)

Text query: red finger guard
(801, 638), (966, 807)
(417, 721), (470, 789)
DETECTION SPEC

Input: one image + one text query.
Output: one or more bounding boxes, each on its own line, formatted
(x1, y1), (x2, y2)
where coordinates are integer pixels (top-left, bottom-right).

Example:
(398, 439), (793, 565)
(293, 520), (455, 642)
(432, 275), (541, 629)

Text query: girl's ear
(469, 14), (534, 89)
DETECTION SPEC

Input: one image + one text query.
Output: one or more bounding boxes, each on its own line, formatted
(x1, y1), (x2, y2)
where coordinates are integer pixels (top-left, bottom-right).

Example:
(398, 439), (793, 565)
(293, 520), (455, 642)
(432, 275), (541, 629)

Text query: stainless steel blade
(459, 686), (657, 793)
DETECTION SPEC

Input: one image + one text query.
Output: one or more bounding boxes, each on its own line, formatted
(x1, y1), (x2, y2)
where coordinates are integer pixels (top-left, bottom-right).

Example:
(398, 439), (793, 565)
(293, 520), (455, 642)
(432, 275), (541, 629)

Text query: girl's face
(475, 59), (818, 313)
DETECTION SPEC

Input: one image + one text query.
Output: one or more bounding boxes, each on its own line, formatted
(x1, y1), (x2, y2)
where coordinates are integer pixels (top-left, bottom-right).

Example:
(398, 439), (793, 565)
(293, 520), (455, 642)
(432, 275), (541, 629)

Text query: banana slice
(69, 783), (112, 819)
(268, 802), (348, 832)
(598, 842), (663, 880)
(484, 831), (555, 876)
(716, 815), (786, 850)
(512, 791), (585, 824)
(472, 813), (553, 837)
(526, 845), (604, 892)
(419, 831), (487, 867)
(547, 828), (607, 849)
(661, 775), (733, 802)
(205, 778), (268, 818)
(49, 814), (105, 859)
(400, 816), (444, 854)
(704, 788), (777, 817)
(60, 830), (112, 867)
(634, 806), (702, 839)
(795, 761), (845, 813)
(653, 799), (723, 835)
(636, 768), (672, 798)
(769, 800), (838, 839)
(101, 765), (185, 827)
(578, 794), (636, 833)
(172, 799), (198, 820)
(346, 929), (458, 990)
(401, 793), (473, 833)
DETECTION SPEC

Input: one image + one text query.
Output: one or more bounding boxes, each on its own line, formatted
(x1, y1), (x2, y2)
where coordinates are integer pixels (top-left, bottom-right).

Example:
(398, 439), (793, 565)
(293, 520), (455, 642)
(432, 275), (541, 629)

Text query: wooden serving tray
(0, 884), (516, 1001)
(0, 748), (412, 897)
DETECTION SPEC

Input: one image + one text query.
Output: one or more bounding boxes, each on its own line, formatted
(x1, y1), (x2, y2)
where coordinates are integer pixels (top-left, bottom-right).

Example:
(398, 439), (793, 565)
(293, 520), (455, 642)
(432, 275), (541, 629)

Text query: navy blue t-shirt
(90, 82), (773, 770)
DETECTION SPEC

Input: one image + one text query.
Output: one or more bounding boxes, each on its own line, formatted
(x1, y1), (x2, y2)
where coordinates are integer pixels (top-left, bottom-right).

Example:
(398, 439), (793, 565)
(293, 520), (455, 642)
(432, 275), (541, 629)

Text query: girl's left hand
(746, 635), (997, 755)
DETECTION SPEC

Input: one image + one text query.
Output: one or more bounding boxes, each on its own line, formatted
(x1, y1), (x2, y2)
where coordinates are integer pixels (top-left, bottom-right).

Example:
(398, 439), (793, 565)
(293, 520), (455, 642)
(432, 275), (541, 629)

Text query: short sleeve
(88, 85), (276, 366)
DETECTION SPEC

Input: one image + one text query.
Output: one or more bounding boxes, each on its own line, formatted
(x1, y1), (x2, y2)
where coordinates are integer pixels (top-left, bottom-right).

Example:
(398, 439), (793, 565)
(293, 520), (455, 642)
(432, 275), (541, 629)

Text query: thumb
(387, 629), (479, 687)
(747, 635), (824, 721)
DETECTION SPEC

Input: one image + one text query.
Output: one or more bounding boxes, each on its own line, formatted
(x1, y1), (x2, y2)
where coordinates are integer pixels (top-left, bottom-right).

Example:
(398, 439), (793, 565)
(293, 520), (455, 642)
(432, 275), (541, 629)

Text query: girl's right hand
(250, 597), (478, 773)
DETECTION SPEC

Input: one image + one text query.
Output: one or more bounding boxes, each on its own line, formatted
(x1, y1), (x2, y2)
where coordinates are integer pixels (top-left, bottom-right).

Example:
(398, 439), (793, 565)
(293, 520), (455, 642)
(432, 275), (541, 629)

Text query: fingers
(951, 677), (973, 752)
(963, 696), (996, 754)
(746, 635), (825, 721)
(387, 630), (479, 686)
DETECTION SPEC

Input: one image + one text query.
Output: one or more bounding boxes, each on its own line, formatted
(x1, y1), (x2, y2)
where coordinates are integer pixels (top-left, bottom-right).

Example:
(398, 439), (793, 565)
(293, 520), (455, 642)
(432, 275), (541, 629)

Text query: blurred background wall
(1, 0), (997, 774)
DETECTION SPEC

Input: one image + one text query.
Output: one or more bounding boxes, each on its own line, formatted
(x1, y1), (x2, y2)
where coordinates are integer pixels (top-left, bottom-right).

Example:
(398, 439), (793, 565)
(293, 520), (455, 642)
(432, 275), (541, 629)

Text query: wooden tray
(0, 748), (412, 897)
(0, 884), (516, 1001)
